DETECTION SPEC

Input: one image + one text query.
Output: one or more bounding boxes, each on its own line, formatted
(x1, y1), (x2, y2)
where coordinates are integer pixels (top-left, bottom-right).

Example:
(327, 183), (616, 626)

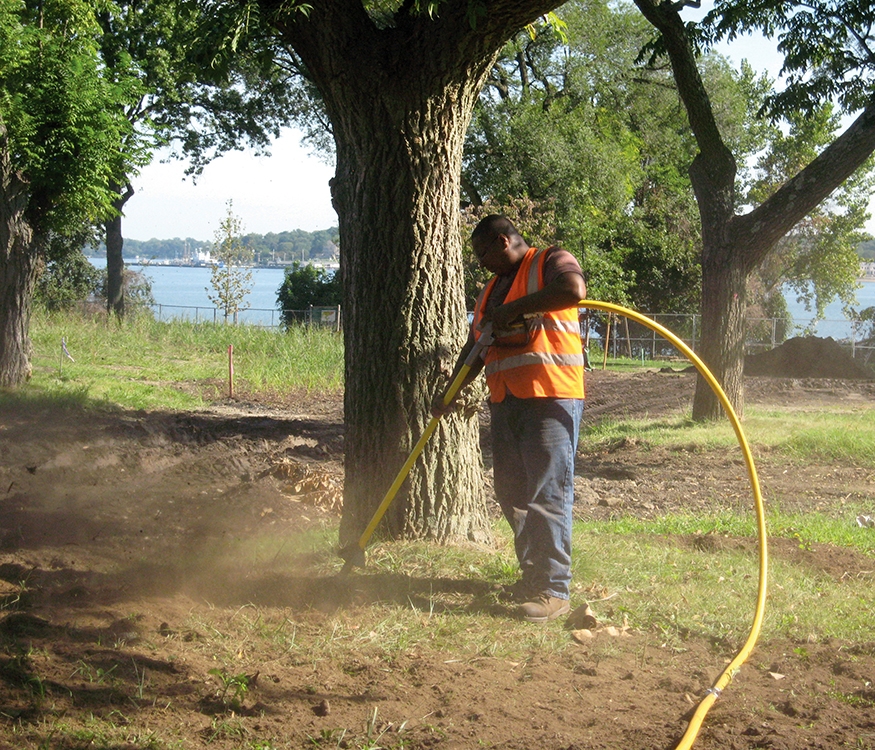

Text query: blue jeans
(490, 395), (584, 600)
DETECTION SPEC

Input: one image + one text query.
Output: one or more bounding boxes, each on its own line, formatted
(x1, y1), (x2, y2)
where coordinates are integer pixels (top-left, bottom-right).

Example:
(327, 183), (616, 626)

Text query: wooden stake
(602, 314), (612, 370)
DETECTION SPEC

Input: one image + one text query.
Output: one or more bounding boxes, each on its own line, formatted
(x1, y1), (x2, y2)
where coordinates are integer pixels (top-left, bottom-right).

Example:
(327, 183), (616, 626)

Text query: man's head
(471, 214), (529, 275)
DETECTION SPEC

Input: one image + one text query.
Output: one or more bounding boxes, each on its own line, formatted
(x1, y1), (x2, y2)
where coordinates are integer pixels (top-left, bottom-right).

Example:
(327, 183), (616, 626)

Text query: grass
(582, 405), (875, 463)
(27, 308), (343, 410)
(571, 519), (875, 645)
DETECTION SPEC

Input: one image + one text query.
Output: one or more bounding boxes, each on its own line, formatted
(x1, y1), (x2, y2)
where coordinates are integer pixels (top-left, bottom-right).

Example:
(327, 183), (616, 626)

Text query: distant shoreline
(91, 258), (338, 271)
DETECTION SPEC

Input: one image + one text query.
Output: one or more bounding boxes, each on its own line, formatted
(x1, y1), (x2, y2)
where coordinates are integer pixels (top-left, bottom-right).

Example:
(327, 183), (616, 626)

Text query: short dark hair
(471, 214), (519, 245)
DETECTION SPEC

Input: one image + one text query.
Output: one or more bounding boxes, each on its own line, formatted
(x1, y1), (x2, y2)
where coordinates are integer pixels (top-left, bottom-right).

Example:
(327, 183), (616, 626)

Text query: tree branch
(731, 100), (875, 268)
(632, 0), (731, 165)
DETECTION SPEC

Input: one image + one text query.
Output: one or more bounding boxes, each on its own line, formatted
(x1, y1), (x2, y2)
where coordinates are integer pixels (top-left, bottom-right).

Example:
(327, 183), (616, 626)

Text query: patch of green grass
(10, 715), (179, 749)
(776, 411), (875, 463)
(582, 414), (737, 452)
(27, 309), (343, 410)
(573, 506), (875, 645)
(582, 406), (875, 466)
(571, 524), (875, 645)
(585, 511), (875, 554)
(172, 514), (872, 664)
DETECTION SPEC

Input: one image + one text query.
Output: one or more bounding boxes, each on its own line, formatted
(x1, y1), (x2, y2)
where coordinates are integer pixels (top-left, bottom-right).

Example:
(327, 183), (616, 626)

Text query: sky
(120, 12), (866, 243)
(122, 132), (338, 242)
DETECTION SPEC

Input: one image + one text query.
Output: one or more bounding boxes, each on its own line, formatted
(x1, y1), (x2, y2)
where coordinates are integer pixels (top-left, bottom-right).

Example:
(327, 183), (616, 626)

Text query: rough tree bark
(260, 0), (562, 545)
(634, 0), (875, 420)
(0, 123), (40, 388)
(105, 182), (135, 318)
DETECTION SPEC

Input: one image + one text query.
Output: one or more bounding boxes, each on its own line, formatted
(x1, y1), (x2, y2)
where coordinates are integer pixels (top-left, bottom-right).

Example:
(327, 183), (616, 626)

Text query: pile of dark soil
(744, 336), (874, 379)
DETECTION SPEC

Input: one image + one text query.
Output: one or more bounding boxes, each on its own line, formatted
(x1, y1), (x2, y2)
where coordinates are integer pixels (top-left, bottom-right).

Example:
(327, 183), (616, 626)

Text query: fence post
(612, 314), (618, 359)
(852, 319), (857, 359)
(602, 314), (612, 370)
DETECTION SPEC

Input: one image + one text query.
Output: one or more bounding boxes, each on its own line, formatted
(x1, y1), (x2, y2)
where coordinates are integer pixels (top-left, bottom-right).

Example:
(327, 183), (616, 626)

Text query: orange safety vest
(473, 246), (585, 403)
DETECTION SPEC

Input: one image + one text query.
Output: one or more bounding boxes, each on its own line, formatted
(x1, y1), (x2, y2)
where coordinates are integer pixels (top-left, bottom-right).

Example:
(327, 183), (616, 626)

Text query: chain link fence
(143, 302), (875, 365)
(149, 303), (341, 330)
(584, 311), (875, 367)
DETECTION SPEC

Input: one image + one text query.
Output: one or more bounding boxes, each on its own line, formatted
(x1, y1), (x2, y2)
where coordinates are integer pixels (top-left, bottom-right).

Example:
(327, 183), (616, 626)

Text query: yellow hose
(579, 301), (768, 750)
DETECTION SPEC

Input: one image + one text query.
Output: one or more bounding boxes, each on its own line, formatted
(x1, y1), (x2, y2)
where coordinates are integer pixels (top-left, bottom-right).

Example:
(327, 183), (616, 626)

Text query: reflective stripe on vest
(485, 351), (587, 376)
(526, 317), (581, 335)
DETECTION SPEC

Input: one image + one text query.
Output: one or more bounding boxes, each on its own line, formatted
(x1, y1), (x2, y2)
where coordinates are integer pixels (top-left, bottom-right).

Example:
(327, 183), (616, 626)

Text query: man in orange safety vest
(434, 214), (586, 622)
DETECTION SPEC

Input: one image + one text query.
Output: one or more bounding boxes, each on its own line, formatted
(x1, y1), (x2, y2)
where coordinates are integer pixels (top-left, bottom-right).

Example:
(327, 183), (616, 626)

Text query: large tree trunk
(0, 126), (39, 388)
(332, 108), (491, 544)
(263, 0), (562, 545)
(325, 29), (495, 546)
(688, 141), (743, 421)
(692, 239), (748, 420)
(105, 182), (134, 318)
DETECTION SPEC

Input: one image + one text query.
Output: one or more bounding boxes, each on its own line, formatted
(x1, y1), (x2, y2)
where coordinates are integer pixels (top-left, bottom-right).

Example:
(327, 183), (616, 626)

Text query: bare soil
(2, 343), (875, 749)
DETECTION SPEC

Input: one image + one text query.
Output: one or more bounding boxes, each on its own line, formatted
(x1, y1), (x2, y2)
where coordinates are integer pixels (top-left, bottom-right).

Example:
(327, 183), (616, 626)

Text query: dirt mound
(744, 335), (874, 379)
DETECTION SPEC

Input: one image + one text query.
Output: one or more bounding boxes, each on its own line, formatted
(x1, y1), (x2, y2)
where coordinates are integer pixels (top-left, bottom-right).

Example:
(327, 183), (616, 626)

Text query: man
(434, 214), (586, 622)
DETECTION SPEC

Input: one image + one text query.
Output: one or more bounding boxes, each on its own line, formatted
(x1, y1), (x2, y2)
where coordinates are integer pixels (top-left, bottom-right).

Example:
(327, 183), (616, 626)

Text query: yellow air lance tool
(338, 323), (494, 573)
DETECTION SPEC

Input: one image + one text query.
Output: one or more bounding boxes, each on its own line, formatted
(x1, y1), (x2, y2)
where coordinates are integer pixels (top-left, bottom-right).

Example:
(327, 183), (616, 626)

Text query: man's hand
(484, 271), (585, 329)
(481, 299), (523, 331)
(430, 389), (456, 418)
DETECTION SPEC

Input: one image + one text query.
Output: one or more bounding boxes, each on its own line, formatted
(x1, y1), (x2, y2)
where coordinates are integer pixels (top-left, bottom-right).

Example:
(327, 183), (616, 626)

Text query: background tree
(745, 105), (874, 331)
(34, 251), (103, 313)
(0, 0), (141, 386)
(462, 0), (771, 316)
(276, 262), (342, 326)
(207, 202), (253, 323)
(35, 239), (154, 315)
(634, 0), (875, 420)
(95, 0), (304, 318)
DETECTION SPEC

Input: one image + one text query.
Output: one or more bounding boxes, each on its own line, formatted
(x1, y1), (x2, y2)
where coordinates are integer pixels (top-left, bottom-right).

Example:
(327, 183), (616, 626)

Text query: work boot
(498, 578), (537, 603)
(517, 592), (570, 623)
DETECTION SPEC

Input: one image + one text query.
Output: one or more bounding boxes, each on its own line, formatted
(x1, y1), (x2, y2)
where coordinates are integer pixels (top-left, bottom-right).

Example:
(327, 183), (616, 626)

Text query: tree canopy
(747, 104), (875, 328)
(463, 0), (777, 316)
(0, 0), (143, 385)
(276, 262), (342, 325)
(0, 0), (141, 237)
(96, 0), (307, 317)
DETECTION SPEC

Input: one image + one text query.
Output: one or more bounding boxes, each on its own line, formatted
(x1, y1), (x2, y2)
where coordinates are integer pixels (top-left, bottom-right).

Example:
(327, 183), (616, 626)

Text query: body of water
(135, 264), (289, 326)
(91, 260), (293, 327)
(781, 281), (875, 340)
(90, 258), (875, 338)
